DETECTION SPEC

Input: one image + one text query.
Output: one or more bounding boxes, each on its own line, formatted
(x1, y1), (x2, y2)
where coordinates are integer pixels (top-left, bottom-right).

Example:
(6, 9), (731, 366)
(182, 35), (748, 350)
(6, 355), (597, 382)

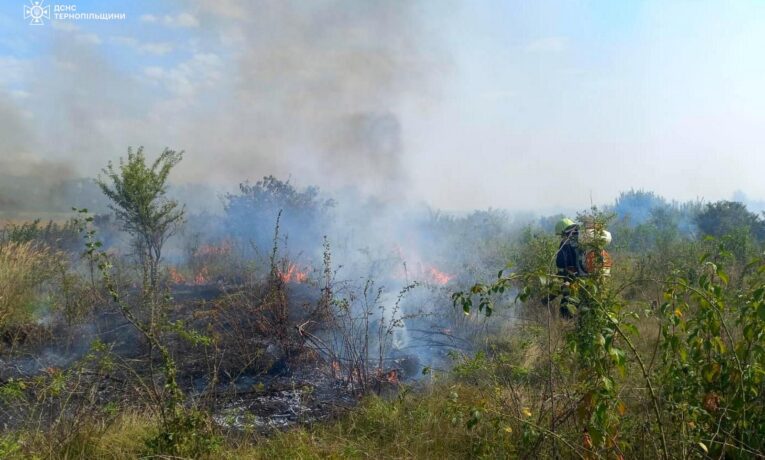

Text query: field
(1, 168), (765, 459)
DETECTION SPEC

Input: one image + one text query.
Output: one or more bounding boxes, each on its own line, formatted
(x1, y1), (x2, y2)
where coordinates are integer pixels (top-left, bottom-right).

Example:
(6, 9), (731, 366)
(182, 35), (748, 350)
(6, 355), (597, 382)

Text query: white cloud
(141, 42), (174, 55)
(170, 12), (199, 28)
(141, 12), (199, 28)
(111, 36), (138, 47)
(111, 37), (174, 55)
(75, 33), (102, 45)
(50, 22), (101, 46)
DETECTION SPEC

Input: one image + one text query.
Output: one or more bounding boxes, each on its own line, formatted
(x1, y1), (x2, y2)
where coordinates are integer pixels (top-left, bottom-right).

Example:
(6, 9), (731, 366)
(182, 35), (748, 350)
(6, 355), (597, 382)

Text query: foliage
(660, 248), (765, 458)
(454, 209), (669, 458)
(0, 241), (61, 330)
(92, 149), (187, 436)
(696, 200), (765, 242)
(1, 219), (81, 253)
(7, 183), (765, 459)
(144, 408), (221, 457)
(96, 146), (185, 294)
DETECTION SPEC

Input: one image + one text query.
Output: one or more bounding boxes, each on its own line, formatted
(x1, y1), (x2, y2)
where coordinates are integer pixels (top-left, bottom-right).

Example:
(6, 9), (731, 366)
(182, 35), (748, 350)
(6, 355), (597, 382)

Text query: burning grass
(6, 176), (764, 459)
(278, 262), (309, 284)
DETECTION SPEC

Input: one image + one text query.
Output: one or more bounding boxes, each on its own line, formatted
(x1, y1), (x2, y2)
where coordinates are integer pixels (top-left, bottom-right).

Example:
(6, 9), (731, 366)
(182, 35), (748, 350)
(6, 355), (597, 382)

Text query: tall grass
(0, 241), (57, 330)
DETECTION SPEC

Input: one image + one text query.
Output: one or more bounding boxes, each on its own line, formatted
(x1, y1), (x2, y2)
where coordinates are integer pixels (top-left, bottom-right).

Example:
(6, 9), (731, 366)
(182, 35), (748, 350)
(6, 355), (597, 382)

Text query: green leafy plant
(661, 244), (765, 458)
(96, 146), (185, 300)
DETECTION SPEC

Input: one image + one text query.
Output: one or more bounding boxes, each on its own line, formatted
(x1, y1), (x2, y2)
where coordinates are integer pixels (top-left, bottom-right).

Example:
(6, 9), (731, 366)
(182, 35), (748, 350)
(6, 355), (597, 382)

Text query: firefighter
(555, 217), (582, 318)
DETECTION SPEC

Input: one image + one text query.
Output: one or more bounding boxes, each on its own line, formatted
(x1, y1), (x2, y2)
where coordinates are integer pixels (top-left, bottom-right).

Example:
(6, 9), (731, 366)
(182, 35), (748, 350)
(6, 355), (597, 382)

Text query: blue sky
(1, 1), (764, 212)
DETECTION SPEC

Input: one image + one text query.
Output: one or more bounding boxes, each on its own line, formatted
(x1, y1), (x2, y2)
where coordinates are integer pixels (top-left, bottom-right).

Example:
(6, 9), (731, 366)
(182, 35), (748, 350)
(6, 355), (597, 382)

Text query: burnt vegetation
(2, 149), (765, 459)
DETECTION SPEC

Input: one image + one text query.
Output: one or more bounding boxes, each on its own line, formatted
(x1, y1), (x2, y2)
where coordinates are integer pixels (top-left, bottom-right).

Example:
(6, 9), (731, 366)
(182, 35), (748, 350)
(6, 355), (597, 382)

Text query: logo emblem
(24, 0), (50, 25)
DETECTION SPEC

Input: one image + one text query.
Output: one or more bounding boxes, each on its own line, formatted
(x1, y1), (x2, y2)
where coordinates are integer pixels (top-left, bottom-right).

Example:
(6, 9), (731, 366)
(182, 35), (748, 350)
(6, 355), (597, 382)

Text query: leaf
(698, 442), (708, 454)
(754, 287), (765, 302)
(621, 323), (638, 337)
(699, 273), (709, 289)
(758, 304), (765, 322)
(711, 336), (726, 354)
(702, 363), (721, 383)
(608, 348), (626, 369)
(716, 268), (729, 285)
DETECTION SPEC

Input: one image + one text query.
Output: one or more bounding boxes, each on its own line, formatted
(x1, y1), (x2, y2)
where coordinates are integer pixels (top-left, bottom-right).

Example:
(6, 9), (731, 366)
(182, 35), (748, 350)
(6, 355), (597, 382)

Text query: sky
(1, 0), (764, 212)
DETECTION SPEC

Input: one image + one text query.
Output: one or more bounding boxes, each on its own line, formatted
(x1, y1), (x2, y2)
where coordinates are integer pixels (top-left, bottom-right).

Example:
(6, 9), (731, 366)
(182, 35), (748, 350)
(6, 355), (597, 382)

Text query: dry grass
(0, 241), (59, 329)
(0, 213), (74, 229)
(7, 382), (519, 459)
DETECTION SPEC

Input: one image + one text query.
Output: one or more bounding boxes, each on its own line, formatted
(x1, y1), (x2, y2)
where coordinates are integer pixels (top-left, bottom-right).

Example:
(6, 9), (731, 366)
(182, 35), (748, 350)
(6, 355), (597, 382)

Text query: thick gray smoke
(0, 0), (442, 213)
(172, 0), (438, 196)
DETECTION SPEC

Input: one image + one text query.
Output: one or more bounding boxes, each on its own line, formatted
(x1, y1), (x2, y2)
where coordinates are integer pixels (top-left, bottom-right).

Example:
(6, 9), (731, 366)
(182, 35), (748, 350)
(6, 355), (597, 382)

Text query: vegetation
(2, 172), (765, 458)
(96, 146), (185, 296)
(0, 241), (60, 330)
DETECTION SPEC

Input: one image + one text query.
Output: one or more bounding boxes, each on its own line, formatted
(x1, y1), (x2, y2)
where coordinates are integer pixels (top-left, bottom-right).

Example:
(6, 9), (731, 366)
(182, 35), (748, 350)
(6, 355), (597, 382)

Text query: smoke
(236, 1), (432, 190)
(0, 91), (83, 213)
(168, 0), (438, 197)
(1, 0), (442, 209)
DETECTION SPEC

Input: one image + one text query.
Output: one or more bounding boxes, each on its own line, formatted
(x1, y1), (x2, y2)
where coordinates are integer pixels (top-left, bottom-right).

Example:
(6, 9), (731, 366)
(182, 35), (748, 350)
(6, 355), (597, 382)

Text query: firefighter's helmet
(555, 217), (576, 236)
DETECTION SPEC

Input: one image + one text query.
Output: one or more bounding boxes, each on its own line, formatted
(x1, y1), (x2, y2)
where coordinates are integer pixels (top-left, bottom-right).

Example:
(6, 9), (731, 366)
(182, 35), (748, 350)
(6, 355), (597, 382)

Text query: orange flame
(427, 266), (454, 285)
(168, 266), (212, 285)
(194, 267), (209, 285)
(168, 267), (187, 284)
(375, 367), (399, 384)
(279, 263), (308, 283)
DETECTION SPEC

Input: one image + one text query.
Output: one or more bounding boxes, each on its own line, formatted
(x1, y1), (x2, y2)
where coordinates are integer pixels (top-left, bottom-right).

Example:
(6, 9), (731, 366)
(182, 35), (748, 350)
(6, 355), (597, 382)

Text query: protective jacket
(556, 239), (579, 280)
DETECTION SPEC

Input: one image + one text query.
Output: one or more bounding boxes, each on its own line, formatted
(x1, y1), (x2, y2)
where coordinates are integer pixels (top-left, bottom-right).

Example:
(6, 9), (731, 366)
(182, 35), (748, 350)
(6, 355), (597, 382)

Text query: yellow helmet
(555, 217), (576, 235)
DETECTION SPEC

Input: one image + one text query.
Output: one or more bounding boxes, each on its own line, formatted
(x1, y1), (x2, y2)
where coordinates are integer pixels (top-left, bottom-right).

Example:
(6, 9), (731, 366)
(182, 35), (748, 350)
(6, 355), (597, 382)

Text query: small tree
(97, 147), (185, 298)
